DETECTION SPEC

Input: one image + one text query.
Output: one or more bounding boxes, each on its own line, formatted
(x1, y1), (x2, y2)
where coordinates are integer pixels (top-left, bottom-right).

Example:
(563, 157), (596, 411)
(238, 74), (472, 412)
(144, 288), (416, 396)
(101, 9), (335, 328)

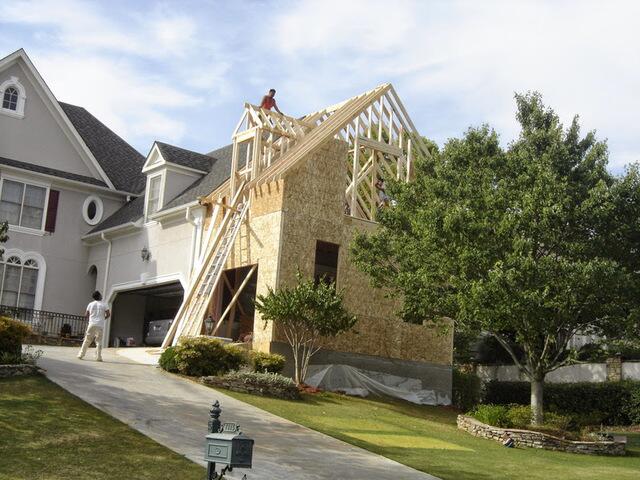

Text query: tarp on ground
(305, 364), (451, 405)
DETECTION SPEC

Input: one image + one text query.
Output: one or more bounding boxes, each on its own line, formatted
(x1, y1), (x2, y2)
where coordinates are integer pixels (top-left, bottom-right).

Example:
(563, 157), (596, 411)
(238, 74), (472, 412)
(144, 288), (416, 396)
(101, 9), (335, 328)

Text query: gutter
(81, 220), (142, 243)
(149, 200), (199, 221)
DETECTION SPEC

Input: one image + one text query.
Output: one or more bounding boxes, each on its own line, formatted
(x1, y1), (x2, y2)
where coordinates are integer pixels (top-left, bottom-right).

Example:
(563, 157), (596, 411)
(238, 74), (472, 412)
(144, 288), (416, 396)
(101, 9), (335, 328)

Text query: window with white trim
(0, 256), (39, 308)
(0, 179), (48, 230)
(146, 175), (162, 216)
(2, 87), (18, 110)
(0, 77), (26, 118)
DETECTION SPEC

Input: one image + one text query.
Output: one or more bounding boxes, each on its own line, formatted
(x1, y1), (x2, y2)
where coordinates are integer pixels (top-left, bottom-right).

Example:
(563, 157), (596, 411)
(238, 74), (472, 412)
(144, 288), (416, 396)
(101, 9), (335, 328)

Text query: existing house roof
(60, 102), (146, 193)
(87, 143), (246, 235)
(155, 141), (215, 173)
(0, 155), (108, 187)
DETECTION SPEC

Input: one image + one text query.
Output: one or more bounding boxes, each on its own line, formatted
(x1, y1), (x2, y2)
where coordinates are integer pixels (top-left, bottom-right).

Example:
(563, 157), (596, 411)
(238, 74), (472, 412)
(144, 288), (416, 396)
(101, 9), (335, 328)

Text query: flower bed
(457, 414), (626, 456)
(201, 371), (301, 400)
(0, 364), (43, 378)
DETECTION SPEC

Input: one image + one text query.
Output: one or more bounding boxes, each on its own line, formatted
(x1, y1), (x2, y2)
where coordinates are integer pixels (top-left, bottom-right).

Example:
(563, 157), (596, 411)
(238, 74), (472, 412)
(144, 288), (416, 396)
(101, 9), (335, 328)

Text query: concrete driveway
(36, 346), (438, 480)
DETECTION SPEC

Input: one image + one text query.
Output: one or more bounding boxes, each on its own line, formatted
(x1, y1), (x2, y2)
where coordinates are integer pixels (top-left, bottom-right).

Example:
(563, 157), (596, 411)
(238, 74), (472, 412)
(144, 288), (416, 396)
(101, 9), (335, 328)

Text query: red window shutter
(45, 190), (60, 233)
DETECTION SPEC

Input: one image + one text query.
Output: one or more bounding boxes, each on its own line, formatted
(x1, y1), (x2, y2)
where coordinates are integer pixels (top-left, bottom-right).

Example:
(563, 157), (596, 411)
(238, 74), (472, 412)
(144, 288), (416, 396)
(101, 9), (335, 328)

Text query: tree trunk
(530, 377), (544, 425)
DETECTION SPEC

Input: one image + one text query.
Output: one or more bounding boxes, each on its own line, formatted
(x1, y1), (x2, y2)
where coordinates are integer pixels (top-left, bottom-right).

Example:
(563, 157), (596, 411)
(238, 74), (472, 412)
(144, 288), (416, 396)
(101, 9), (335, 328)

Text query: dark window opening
(87, 200), (97, 220)
(314, 240), (339, 286)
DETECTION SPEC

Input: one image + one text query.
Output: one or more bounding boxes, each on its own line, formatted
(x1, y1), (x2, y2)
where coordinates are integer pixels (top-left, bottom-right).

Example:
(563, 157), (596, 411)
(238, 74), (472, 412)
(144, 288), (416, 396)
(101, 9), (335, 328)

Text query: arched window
(0, 255), (40, 309)
(0, 77), (26, 118)
(2, 87), (18, 111)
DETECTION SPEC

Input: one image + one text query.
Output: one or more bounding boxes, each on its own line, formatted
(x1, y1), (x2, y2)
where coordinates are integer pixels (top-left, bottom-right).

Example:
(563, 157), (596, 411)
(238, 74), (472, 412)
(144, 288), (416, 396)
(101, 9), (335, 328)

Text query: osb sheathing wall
(215, 139), (452, 366)
(274, 139), (452, 366)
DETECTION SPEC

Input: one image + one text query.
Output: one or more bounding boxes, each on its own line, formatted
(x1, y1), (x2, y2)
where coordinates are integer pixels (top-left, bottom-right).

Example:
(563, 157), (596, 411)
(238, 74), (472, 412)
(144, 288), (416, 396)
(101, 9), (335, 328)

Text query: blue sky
(1, 0), (638, 172)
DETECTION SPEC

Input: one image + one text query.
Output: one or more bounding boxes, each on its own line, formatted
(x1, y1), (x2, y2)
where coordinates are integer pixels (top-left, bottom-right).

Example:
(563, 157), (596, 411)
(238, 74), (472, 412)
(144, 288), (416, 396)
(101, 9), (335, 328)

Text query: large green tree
(351, 93), (640, 424)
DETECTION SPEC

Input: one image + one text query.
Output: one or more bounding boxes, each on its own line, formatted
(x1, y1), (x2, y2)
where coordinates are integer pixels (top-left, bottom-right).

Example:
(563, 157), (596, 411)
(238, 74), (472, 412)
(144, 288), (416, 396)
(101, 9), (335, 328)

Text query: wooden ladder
(162, 185), (250, 347)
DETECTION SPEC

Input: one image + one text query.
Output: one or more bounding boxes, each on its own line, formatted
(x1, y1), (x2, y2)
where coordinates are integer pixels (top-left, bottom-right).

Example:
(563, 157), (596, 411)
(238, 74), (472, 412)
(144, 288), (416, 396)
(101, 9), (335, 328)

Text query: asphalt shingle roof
(60, 102), (146, 193)
(87, 143), (247, 235)
(0, 155), (108, 187)
(156, 142), (215, 172)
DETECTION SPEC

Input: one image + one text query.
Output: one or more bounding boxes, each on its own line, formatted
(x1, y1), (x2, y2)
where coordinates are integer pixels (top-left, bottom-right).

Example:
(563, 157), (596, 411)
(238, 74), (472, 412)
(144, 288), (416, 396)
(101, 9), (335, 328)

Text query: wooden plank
(211, 265), (257, 337)
(357, 136), (403, 157)
(350, 117), (361, 215)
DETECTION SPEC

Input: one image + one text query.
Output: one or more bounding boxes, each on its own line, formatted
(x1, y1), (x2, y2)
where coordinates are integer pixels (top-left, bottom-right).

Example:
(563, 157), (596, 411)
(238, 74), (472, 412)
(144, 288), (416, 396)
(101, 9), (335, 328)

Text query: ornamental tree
(255, 274), (356, 385)
(351, 92), (640, 424)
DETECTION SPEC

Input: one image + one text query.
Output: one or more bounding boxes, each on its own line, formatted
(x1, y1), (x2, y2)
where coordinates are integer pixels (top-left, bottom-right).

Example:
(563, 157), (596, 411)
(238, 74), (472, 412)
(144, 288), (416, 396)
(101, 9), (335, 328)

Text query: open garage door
(109, 282), (184, 347)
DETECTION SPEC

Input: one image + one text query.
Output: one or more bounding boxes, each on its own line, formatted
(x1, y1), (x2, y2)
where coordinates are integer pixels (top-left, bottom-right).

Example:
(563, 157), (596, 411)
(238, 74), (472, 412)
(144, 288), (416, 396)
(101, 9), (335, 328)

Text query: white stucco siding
(0, 62), (97, 178)
(96, 218), (195, 302)
(1, 181), (125, 315)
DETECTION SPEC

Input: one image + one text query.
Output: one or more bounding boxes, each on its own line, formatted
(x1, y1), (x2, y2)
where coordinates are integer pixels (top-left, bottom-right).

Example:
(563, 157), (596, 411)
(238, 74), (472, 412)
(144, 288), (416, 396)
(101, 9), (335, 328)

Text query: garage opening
(207, 265), (258, 342)
(110, 281), (184, 347)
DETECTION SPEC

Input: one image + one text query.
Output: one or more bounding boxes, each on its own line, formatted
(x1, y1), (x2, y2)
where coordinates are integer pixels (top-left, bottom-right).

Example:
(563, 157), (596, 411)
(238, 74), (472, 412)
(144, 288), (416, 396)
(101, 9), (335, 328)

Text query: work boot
(77, 354), (84, 360)
(96, 357), (103, 362)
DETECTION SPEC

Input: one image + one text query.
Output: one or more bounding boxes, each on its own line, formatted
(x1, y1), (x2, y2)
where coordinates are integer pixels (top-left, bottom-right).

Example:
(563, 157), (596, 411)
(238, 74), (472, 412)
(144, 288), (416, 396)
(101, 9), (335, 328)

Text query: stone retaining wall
(0, 364), (43, 378)
(457, 414), (625, 456)
(201, 375), (301, 400)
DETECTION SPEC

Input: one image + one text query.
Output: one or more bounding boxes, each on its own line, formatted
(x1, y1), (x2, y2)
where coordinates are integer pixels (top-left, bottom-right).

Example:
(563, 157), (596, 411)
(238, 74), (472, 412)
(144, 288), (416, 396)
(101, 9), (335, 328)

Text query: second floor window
(2, 87), (18, 111)
(0, 179), (47, 229)
(147, 175), (162, 216)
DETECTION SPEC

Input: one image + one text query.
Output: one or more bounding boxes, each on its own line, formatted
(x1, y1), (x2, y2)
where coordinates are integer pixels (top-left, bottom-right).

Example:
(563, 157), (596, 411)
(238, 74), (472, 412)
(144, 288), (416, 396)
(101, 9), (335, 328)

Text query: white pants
(79, 325), (103, 359)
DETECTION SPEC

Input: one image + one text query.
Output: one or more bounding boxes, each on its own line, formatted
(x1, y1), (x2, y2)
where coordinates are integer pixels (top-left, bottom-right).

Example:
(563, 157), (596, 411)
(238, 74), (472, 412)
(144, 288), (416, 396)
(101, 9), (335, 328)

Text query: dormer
(142, 142), (214, 218)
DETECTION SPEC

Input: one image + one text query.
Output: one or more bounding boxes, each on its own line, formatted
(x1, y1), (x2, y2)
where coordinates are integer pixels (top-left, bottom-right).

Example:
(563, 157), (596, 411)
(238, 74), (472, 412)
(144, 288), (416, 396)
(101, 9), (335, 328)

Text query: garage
(109, 281), (184, 347)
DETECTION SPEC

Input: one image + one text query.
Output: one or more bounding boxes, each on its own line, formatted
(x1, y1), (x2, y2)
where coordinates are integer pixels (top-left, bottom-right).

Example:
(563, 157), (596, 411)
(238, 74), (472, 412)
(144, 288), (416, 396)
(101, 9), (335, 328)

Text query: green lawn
(214, 388), (640, 480)
(0, 375), (204, 480)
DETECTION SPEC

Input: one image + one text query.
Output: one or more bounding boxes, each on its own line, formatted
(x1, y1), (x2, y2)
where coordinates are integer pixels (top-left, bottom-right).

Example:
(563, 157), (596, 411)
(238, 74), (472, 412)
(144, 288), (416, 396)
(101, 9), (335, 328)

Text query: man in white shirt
(77, 291), (110, 361)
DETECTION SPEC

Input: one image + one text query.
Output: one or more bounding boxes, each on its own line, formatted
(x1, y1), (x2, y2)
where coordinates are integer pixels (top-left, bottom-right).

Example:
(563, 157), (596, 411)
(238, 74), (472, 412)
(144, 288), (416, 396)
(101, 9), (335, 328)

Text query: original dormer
(142, 142), (214, 218)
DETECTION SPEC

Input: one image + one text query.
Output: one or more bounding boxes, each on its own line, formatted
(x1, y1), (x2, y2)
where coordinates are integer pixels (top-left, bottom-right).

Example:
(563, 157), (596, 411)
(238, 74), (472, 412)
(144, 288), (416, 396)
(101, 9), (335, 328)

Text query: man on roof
(260, 88), (283, 114)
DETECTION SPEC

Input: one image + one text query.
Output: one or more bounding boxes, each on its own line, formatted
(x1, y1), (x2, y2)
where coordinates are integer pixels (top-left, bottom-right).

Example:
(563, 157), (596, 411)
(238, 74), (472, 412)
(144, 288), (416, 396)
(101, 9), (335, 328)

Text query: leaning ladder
(161, 185), (250, 347)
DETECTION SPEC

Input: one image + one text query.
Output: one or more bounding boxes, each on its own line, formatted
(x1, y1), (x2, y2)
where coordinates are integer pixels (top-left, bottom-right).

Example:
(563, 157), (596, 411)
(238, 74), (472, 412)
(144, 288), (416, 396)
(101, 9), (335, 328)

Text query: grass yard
(214, 388), (640, 480)
(0, 375), (204, 480)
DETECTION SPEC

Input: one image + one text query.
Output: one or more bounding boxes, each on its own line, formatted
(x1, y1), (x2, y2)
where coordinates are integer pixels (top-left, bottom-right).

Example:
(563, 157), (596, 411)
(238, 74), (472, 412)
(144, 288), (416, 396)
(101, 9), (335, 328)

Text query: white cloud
(269, 0), (640, 171)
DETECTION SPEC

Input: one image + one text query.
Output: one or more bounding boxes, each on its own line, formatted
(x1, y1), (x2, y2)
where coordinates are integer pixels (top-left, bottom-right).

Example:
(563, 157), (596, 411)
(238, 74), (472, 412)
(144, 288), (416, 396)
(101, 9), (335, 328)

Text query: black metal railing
(0, 305), (88, 338)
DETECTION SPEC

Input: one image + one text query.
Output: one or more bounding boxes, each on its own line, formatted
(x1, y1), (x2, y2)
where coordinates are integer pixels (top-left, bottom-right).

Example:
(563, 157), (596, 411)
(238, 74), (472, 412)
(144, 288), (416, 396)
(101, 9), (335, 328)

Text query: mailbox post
(205, 400), (254, 479)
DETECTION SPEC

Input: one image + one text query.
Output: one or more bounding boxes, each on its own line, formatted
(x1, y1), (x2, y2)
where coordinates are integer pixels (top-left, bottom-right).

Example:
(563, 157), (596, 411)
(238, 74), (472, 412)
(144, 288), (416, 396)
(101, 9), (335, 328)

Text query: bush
(0, 345), (42, 365)
(202, 371), (301, 400)
(452, 368), (482, 411)
(250, 351), (285, 374)
(159, 346), (179, 373)
(470, 404), (510, 427)
(171, 337), (248, 377)
(0, 316), (31, 357)
(544, 411), (572, 432)
(506, 404), (531, 428)
(484, 380), (640, 425)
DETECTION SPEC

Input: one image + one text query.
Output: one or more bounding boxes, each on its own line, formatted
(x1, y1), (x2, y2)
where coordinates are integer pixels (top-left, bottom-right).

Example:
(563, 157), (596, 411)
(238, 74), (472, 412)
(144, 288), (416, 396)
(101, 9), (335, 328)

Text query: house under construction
(162, 84), (453, 400)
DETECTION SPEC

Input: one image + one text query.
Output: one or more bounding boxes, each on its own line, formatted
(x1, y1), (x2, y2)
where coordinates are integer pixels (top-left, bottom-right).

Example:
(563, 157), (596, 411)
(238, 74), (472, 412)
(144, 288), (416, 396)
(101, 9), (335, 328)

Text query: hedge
(452, 368), (482, 411)
(484, 380), (640, 425)
(0, 317), (31, 357)
(165, 337), (248, 377)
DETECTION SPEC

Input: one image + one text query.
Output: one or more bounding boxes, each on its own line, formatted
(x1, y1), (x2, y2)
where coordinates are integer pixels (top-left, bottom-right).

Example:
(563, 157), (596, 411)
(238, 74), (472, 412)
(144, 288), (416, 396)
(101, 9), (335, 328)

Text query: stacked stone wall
(457, 414), (626, 456)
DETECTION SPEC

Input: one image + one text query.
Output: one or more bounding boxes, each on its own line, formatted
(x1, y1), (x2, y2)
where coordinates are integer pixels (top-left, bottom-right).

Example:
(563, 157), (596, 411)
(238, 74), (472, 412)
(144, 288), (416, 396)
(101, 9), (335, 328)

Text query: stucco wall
(3, 179), (124, 315)
(0, 61), (97, 178)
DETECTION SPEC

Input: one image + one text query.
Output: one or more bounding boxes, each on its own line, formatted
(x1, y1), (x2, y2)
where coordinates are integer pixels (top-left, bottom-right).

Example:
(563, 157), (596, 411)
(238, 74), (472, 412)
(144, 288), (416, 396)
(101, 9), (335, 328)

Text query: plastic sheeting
(305, 364), (451, 405)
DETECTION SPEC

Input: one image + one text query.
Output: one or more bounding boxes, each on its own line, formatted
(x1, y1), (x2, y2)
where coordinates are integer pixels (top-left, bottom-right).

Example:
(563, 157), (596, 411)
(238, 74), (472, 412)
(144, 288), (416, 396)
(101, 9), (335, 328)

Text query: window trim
(0, 76), (26, 119)
(144, 172), (165, 219)
(0, 249), (46, 310)
(0, 175), (51, 234)
(82, 195), (104, 225)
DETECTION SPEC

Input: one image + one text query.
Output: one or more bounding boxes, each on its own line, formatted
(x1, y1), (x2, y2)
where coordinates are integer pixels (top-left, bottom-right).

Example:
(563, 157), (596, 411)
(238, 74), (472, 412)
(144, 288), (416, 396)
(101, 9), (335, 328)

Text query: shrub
(544, 412), (572, 432)
(470, 404), (510, 427)
(250, 351), (286, 374)
(0, 317), (31, 357)
(452, 368), (482, 411)
(202, 371), (301, 400)
(172, 337), (248, 377)
(623, 383), (640, 425)
(506, 404), (531, 428)
(484, 380), (640, 425)
(159, 346), (179, 373)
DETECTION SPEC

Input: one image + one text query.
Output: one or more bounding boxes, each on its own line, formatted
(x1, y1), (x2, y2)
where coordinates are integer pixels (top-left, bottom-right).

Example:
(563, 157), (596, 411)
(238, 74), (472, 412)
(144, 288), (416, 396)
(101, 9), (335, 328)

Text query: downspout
(101, 232), (112, 348)
(185, 205), (203, 281)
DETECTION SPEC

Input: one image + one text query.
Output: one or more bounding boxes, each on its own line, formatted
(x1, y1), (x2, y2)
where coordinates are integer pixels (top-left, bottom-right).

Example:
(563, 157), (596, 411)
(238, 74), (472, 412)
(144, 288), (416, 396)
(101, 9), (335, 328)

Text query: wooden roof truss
(162, 84), (427, 346)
